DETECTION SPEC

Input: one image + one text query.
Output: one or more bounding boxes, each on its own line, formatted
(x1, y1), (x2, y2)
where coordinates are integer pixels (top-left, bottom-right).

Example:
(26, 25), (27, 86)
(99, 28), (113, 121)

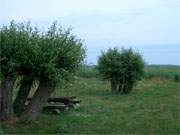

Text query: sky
(0, 0), (180, 65)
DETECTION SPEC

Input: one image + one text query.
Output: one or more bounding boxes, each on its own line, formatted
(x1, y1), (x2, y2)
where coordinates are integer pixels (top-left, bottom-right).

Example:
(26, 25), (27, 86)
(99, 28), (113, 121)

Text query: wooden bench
(27, 96), (81, 113)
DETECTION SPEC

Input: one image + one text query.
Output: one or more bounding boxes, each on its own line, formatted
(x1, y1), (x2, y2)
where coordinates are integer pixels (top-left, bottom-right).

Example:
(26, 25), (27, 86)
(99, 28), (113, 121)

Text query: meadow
(78, 65), (180, 80)
(1, 66), (180, 134)
(145, 65), (180, 80)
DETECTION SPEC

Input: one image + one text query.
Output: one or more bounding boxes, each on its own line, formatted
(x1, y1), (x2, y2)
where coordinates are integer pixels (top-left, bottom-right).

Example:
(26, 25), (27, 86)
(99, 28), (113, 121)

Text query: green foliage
(78, 65), (98, 78)
(174, 74), (180, 82)
(0, 21), (85, 84)
(97, 48), (121, 80)
(0, 21), (41, 80)
(97, 48), (144, 94)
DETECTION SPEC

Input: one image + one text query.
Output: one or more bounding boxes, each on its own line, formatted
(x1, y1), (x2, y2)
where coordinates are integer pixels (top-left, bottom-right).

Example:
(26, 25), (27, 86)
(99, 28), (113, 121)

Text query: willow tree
(97, 48), (144, 94)
(24, 22), (85, 120)
(0, 21), (85, 121)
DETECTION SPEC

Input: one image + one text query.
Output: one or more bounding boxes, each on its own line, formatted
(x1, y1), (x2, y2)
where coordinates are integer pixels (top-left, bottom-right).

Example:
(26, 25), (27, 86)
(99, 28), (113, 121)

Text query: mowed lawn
(2, 77), (180, 134)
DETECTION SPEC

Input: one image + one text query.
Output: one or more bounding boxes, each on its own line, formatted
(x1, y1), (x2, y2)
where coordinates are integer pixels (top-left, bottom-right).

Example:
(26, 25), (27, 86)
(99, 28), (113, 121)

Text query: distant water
(85, 44), (180, 65)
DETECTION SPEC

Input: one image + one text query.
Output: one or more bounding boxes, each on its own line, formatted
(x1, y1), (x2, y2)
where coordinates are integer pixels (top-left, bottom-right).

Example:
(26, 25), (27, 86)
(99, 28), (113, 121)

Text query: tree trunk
(24, 79), (54, 120)
(0, 80), (2, 117)
(123, 83), (133, 94)
(110, 79), (118, 93)
(118, 83), (123, 93)
(0, 76), (15, 121)
(127, 84), (133, 94)
(122, 83), (127, 94)
(13, 77), (34, 116)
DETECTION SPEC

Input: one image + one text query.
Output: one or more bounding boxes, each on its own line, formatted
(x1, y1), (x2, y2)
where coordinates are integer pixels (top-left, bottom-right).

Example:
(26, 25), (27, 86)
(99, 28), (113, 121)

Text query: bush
(97, 48), (144, 94)
(174, 74), (180, 82)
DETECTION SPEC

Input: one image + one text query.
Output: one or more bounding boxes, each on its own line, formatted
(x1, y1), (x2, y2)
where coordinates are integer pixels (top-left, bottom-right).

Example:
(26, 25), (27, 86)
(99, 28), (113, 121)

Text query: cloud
(0, 0), (168, 20)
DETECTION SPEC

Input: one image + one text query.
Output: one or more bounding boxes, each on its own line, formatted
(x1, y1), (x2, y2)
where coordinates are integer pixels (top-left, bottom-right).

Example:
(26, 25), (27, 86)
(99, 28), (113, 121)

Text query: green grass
(2, 77), (180, 134)
(144, 65), (180, 80)
(77, 65), (180, 81)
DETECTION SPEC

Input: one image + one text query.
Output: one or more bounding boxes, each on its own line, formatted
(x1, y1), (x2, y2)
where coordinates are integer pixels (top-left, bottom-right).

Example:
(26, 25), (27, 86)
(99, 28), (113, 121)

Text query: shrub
(97, 48), (144, 94)
(174, 74), (180, 82)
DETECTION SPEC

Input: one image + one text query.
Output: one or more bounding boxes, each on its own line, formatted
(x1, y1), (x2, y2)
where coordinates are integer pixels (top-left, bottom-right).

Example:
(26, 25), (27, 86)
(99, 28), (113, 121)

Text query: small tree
(97, 48), (121, 93)
(97, 48), (144, 94)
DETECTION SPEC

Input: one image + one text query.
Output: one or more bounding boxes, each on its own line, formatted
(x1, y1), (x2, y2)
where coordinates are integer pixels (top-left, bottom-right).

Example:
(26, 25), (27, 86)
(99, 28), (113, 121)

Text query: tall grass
(145, 65), (180, 81)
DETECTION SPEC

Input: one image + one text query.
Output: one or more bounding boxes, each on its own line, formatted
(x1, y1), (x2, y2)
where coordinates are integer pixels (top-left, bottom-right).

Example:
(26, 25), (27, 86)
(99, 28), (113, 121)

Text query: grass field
(145, 65), (180, 80)
(1, 75), (180, 134)
(78, 65), (180, 81)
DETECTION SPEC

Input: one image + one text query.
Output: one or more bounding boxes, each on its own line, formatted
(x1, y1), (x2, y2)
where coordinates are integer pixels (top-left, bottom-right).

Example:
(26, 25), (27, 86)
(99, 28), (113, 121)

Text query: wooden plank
(43, 104), (67, 110)
(27, 96), (80, 105)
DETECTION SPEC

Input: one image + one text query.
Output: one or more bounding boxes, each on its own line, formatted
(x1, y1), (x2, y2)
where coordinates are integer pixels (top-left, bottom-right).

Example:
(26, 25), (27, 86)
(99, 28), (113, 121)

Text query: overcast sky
(1, 0), (180, 65)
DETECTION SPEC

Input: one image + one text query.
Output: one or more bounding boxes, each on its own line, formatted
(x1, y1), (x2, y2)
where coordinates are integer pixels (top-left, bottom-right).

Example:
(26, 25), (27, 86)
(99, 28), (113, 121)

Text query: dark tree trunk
(122, 84), (127, 94)
(24, 79), (54, 120)
(122, 83), (133, 94)
(110, 79), (118, 93)
(0, 76), (15, 121)
(127, 84), (133, 94)
(0, 80), (2, 117)
(13, 77), (34, 116)
(118, 82), (123, 93)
